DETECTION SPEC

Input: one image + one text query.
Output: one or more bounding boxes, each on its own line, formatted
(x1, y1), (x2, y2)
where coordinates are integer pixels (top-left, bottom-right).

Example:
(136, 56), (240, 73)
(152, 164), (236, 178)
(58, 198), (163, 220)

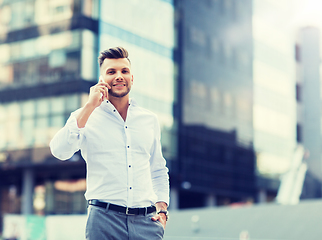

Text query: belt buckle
(126, 207), (135, 215)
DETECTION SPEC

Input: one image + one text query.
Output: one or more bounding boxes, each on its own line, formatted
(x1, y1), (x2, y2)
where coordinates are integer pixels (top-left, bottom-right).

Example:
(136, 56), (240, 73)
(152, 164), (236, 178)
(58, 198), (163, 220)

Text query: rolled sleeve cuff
(156, 197), (169, 207)
(67, 116), (84, 144)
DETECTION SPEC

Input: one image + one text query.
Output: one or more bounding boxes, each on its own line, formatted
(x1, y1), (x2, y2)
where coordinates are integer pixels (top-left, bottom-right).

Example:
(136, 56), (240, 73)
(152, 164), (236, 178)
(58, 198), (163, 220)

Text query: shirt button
(129, 187), (132, 189)
(113, 109), (116, 112)
(127, 146), (130, 148)
(125, 126), (128, 129)
(106, 100), (109, 103)
(129, 165), (131, 168)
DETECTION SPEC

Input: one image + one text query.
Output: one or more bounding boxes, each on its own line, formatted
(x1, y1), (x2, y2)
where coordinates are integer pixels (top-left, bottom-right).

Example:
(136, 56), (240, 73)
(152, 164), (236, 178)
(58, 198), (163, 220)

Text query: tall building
(296, 27), (322, 198)
(252, 0), (297, 202)
(173, 0), (255, 208)
(0, 0), (101, 221)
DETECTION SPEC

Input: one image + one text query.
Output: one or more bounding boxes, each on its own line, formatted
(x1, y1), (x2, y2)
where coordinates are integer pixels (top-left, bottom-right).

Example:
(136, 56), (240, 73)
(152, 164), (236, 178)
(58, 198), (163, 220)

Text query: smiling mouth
(113, 84), (126, 87)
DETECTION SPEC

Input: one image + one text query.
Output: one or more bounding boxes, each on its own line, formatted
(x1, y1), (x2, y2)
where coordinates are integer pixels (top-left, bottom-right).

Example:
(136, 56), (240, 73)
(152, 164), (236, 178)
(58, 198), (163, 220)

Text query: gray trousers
(85, 205), (164, 240)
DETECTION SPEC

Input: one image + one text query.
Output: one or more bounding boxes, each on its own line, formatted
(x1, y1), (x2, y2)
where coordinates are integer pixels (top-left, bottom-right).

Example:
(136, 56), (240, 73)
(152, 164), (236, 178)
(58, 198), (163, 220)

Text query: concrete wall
(3, 200), (322, 240)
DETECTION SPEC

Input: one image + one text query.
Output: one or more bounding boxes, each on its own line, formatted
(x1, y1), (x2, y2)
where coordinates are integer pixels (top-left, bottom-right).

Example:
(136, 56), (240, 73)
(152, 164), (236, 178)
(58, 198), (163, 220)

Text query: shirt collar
(129, 98), (137, 106)
(99, 98), (137, 112)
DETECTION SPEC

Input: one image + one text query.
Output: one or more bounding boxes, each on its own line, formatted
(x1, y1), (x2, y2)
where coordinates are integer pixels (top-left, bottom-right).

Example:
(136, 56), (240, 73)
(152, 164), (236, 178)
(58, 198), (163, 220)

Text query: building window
(296, 123), (302, 143)
(223, 42), (232, 64)
(0, 94), (81, 150)
(205, 0), (213, 8)
(189, 26), (206, 47)
(222, 0), (232, 15)
(231, 0), (237, 21)
(206, 36), (212, 58)
(211, 37), (220, 62)
(296, 83), (301, 102)
(295, 44), (301, 62)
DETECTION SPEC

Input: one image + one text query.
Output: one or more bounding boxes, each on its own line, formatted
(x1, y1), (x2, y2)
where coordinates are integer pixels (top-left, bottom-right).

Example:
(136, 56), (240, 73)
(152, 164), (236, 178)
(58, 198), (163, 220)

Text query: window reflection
(0, 44), (10, 63)
(35, 179), (87, 215)
(0, 125), (5, 149)
(65, 95), (79, 112)
(50, 97), (65, 114)
(36, 116), (48, 129)
(22, 118), (34, 147)
(49, 50), (67, 68)
(36, 98), (50, 116)
(21, 100), (35, 118)
(51, 179), (87, 214)
(0, 30), (83, 87)
(0, 0), (75, 31)
(0, 94), (80, 150)
(51, 115), (64, 128)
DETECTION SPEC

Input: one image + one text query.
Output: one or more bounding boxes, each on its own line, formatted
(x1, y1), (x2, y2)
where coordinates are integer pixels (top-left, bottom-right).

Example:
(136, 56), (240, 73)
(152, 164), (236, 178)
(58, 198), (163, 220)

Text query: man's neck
(109, 96), (130, 121)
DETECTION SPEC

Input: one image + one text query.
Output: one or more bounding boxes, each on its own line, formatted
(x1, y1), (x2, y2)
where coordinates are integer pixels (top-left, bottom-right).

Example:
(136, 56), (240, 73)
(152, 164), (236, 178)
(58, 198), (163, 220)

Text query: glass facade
(181, 0), (253, 147)
(0, 0), (98, 33)
(0, 0), (99, 224)
(253, 0), (296, 179)
(0, 0), (99, 89)
(175, 0), (255, 207)
(0, 29), (97, 87)
(0, 94), (81, 151)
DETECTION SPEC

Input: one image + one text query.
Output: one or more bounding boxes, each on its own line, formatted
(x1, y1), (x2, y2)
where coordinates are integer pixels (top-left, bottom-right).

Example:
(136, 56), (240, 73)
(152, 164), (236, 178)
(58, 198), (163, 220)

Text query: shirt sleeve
(149, 116), (170, 206)
(49, 109), (85, 160)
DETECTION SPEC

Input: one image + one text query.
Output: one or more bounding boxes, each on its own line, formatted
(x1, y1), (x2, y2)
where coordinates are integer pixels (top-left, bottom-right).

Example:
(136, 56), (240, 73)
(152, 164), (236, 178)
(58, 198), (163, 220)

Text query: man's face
(100, 58), (133, 98)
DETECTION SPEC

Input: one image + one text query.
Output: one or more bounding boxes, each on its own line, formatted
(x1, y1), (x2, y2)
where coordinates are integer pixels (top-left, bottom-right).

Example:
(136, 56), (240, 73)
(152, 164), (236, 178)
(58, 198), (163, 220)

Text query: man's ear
(99, 75), (103, 82)
(131, 75), (134, 84)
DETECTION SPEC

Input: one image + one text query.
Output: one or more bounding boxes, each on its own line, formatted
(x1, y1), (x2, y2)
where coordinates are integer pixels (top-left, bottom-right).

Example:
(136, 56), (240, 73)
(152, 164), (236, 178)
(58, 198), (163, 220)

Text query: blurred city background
(1, 0), (322, 239)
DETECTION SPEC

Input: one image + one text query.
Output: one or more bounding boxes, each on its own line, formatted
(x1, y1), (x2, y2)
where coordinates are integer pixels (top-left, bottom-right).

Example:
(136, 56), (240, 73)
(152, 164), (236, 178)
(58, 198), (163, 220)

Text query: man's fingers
(102, 88), (108, 100)
(151, 215), (166, 229)
(96, 78), (110, 100)
(97, 81), (111, 90)
(151, 215), (159, 221)
(94, 86), (107, 101)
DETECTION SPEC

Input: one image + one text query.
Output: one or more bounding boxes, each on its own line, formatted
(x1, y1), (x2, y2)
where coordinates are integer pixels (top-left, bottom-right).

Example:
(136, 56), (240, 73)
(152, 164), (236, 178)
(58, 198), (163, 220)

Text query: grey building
(296, 27), (322, 198)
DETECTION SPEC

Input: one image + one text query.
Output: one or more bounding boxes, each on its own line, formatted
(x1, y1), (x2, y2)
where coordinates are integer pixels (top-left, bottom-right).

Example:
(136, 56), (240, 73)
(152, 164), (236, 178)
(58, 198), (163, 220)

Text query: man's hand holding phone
(88, 77), (111, 108)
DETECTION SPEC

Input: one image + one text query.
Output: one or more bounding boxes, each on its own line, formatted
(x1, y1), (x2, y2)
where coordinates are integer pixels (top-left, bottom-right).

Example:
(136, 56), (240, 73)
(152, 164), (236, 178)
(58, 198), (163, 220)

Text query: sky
(294, 0), (322, 29)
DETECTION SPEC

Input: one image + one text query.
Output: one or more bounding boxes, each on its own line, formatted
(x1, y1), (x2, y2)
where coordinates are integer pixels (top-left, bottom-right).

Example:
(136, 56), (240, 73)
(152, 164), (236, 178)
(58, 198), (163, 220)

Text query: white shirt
(49, 99), (169, 208)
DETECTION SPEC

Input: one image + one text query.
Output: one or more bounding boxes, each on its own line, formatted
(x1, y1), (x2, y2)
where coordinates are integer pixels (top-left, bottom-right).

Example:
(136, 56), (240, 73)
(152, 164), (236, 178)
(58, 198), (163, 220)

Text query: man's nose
(115, 72), (124, 80)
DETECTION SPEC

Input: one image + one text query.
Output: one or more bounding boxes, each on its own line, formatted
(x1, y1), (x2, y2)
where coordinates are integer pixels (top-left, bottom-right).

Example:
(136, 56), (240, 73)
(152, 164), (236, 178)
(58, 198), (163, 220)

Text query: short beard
(108, 88), (130, 98)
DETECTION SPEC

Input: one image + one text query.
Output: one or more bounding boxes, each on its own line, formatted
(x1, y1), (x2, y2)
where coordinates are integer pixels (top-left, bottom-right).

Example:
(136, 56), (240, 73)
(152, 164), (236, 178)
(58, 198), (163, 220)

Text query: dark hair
(98, 46), (130, 67)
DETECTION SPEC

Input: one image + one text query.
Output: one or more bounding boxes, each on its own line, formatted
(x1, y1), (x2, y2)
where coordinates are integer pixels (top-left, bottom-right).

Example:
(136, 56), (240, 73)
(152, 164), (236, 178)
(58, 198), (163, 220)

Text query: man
(50, 47), (169, 240)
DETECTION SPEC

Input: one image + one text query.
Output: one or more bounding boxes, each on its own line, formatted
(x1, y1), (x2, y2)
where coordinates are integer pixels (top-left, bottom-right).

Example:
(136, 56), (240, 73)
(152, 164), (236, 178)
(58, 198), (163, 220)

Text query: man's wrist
(84, 101), (98, 110)
(157, 210), (169, 221)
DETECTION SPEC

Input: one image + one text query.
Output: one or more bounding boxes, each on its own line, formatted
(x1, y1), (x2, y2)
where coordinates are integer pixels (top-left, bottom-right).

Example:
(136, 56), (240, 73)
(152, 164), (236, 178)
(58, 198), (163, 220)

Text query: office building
(0, 0), (101, 220)
(172, 0), (255, 208)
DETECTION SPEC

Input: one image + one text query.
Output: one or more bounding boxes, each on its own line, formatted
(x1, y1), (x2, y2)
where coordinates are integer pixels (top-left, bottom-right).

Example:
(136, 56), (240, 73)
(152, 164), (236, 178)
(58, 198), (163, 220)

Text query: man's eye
(108, 71), (115, 74)
(122, 70), (129, 73)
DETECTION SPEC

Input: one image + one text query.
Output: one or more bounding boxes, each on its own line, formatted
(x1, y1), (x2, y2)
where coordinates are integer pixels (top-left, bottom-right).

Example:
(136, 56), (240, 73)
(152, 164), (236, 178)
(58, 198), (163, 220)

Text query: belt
(88, 199), (156, 215)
